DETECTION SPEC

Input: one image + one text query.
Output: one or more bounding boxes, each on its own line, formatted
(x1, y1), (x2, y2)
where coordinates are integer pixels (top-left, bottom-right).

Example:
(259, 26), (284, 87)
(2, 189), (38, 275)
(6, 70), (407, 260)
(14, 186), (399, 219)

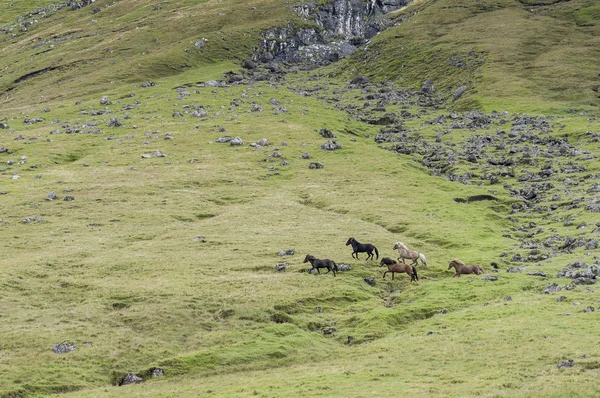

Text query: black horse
(303, 254), (338, 277)
(346, 237), (379, 261)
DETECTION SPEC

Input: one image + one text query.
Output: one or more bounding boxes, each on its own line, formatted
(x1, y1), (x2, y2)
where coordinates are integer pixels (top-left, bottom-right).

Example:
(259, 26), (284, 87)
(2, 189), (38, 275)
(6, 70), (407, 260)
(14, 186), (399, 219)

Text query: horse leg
(382, 271), (387, 279)
(316, 268), (321, 274)
(391, 272), (395, 280)
(366, 251), (372, 261)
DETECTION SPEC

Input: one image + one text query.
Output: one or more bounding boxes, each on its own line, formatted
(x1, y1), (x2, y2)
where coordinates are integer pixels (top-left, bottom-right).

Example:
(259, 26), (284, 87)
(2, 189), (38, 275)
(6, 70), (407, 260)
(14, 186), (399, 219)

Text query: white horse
(393, 242), (427, 267)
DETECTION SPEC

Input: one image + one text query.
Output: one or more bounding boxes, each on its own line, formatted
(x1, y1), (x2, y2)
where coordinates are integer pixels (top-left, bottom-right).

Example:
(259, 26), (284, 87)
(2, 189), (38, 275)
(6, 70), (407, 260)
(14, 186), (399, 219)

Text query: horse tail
(412, 265), (418, 281)
(374, 246), (379, 260)
(419, 253), (427, 267)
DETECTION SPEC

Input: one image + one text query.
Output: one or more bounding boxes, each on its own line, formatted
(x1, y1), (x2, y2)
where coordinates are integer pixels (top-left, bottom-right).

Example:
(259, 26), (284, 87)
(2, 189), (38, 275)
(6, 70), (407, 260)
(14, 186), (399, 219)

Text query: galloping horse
(379, 257), (418, 281)
(393, 242), (427, 267)
(303, 254), (338, 277)
(346, 237), (379, 260)
(447, 259), (485, 277)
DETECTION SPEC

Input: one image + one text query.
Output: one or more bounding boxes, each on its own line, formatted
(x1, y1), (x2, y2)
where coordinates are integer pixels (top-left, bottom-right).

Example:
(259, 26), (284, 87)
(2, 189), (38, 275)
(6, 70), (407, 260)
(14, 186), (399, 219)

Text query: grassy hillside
(1, 0), (599, 397)
(337, 0), (600, 112)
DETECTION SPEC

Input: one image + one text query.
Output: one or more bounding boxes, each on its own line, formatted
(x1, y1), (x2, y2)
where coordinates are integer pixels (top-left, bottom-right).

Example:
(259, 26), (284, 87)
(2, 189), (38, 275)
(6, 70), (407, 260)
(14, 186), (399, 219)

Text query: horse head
(303, 254), (315, 263)
(345, 237), (354, 246)
(393, 242), (406, 250)
(448, 259), (462, 270)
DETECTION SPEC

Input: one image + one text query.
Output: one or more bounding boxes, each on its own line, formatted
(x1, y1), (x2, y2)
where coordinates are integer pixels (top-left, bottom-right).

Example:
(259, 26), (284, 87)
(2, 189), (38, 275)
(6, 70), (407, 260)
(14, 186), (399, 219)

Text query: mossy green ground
(1, 0), (599, 397)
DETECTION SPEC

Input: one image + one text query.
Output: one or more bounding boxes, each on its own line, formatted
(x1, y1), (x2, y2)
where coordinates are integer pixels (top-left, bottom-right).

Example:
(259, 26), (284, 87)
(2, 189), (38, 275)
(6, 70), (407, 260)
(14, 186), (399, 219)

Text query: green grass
(1, 0), (600, 397)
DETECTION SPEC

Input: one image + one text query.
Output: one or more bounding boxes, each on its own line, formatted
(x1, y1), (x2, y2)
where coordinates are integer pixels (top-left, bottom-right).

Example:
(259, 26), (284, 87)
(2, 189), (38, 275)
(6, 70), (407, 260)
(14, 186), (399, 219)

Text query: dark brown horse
(346, 237), (379, 260)
(303, 254), (338, 277)
(379, 257), (418, 281)
(448, 259), (485, 277)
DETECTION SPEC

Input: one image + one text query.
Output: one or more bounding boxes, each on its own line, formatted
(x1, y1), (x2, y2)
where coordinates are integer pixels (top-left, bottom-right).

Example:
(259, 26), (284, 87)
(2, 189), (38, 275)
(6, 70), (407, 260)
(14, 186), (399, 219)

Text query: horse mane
(395, 242), (407, 249)
(451, 259), (465, 265)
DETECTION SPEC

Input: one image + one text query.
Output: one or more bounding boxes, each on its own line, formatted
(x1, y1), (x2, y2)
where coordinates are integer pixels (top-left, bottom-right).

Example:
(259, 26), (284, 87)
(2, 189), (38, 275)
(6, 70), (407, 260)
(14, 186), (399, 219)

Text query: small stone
(63, 196), (75, 202)
(528, 271), (547, 277)
(119, 373), (143, 386)
(192, 236), (206, 242)
(557, 360), (574, 369)
(230, 137), (243, 146)
(275, 264), (286, 272)
(301, 153), (310, 159)
(45, 192), (58, 201)
(363, 276), (376, 287)
(52, 342), (76, 354)
(504, 296), (512, 301)
(439, 308), (448, 314)
(277, 249), (295, 256)
(309, 162), (324, 169)
(583, 306), (595, 313)
(557, 296), (567, 302)
(482, 276), (498, 281)
(151, 368), (164, 377)
(315, 306), (324, 313)
(338, 264), (351, 272)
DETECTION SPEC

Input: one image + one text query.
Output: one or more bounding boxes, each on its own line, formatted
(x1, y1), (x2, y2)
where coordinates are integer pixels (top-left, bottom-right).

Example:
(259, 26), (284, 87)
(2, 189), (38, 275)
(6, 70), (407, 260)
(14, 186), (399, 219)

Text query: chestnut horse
(303, 254), (338, 277)
(447, 259), (485, 277)
(393, 242), (427, 267)
(379, 257), (418, 281)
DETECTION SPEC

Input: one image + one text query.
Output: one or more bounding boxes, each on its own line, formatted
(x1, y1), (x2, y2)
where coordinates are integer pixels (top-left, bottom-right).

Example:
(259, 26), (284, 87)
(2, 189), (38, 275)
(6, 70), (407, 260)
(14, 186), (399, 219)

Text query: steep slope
(332, 0), (600, 112)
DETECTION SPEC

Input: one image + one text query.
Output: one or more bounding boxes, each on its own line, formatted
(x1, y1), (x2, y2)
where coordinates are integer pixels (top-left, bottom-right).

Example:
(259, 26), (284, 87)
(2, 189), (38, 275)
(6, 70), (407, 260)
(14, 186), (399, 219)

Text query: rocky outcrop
(252, 0), (411, 67)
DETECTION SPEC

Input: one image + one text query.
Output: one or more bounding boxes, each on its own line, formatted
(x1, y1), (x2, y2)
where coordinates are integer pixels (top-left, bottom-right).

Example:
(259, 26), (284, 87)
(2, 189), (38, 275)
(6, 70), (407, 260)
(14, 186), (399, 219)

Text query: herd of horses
(303, 237), (485, 281)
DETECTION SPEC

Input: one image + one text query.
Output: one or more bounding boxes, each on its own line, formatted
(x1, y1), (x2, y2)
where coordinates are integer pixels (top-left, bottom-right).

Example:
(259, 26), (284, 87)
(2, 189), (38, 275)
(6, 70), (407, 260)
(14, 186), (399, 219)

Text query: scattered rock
(192, 236), (206, 243)
(119, 373), (143, 386)
(315, 306), (323, 313)
(452, 86), (468, 102)
(528, 271), (547, 277)
(319, 128), (335, 138)
(107, 117), (122, 127)
(52, 342), (76, 354)
(543, 283), (562, 294)
(439, 308), (448, 314)
(557, 296), (567, 302)
(350, 75), (370, 86)
(338, 264), (351, 272)
(275, 264), (286, 272)
(557, 360), (575, 369)
(583, 306), (595, 313)
(63, 196), (75, 202)
(45, 192), (58, 201)
(301, 152), (311, 159)
(230, 137), (243, 146)
(363, 276), (376, 286)
(482, 276), (498, 281)
(321, 140), (342, 151)
(504, 296), (512, 301)
(278, 249), (295, 256)
(141, 81), (155, 88)
(421, 80), (435, 95)
(571, 277), (596, 285)
(507, 267), (524, 273)
(151, 368), (164, 377)
(309, 162), (324, 169)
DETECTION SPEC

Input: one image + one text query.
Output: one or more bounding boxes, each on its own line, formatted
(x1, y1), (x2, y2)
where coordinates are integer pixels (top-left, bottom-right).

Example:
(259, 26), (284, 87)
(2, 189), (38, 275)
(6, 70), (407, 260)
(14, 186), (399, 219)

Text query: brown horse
(393, 242), (427, 267)
(379, 257), (418, 281)
(447, 259), (485, 277)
